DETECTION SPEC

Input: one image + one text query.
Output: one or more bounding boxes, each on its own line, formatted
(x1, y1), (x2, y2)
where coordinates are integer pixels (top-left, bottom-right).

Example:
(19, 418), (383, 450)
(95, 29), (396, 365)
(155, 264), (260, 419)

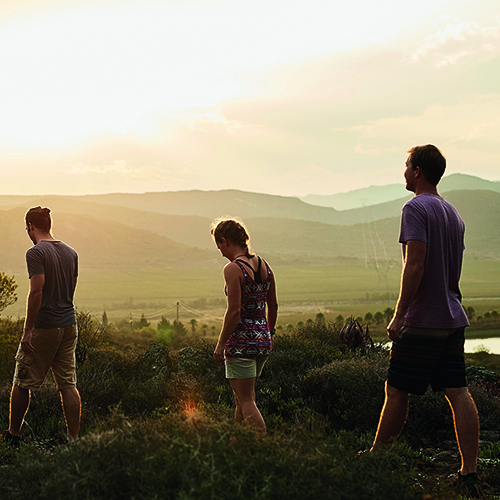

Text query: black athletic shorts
(387, 326), (466, 395)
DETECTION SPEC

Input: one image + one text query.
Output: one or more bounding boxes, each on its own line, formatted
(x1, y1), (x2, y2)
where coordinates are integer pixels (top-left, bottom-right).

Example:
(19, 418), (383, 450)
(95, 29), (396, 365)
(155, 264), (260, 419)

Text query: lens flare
(182, 399), (198, 419)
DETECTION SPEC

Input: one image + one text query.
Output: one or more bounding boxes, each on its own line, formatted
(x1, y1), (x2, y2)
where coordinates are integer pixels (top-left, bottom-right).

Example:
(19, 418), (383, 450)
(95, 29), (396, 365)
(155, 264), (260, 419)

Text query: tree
(374, 312), (384, 325)
(464, 306), (475, 321)
(189, 318), (198, 333)
(0, 272), (18, 314)
(364, 312), (374, 324)
(383, 307), (395, 325)
(316, 312), (325, 325)
(335, 314), (344, 324)
(173, 320), (187, 337)
(136, 313), (150, 329)
(158, 316), (171, 331)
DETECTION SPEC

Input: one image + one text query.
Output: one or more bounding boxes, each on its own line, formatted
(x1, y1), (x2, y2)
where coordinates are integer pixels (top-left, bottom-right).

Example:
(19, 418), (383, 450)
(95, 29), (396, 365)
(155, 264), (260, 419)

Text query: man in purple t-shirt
(370, 145), (479, 495)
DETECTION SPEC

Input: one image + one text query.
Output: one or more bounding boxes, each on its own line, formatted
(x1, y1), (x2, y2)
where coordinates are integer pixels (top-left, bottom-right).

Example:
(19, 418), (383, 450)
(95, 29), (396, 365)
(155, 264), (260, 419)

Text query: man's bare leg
(444, 387), (479, 475)
(60, 388), (81, 441)
(9, 385), (31, 436)
(371, 383), (409, 450)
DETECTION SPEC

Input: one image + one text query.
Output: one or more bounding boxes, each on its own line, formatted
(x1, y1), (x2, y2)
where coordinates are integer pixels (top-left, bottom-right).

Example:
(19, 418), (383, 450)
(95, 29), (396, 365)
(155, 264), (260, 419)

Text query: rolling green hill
(301, 173), (500, 210)
(0, 207), (214, 274)
(2, 189), (499, 274)
(2, 188), (499, 316)
(81, 190), (344, 224)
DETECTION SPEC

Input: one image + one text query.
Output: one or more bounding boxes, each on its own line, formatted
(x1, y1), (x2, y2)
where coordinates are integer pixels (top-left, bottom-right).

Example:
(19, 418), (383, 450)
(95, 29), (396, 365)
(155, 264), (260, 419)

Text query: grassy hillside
(81, 189), (345, 224)
(247, 216), (401, 261)
(0, 207), (213, 275)
(4, 195), (214, 249)
(301, 173), (500, 210)
(1, 190), (499, 278)
(445, 190), (500, 259)
(3, 322), (500, 499)
(2, 185), (500, 231)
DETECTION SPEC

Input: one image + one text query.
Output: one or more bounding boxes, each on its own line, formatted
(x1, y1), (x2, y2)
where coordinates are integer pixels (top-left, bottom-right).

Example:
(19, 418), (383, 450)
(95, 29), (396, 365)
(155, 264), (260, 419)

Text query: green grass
(0, 414), (434, 500)
(4, 259), (500, 321)
(462, 259), (500, 298)
(3, 320), (500, 499)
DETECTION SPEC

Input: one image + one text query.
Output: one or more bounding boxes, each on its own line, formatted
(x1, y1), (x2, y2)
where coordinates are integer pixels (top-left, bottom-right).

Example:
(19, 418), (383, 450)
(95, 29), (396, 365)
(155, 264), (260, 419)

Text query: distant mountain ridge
(301, 174), (500, 210)
(1, 188), (499, 274)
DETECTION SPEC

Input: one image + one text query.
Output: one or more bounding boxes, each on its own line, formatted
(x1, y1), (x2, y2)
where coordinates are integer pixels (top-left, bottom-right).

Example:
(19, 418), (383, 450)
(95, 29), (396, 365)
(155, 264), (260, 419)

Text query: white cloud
(337, 95), (500, 179)
(165, 110), (243, 134)
(69, 160), (142, 175)
(409, 17), (500, 66)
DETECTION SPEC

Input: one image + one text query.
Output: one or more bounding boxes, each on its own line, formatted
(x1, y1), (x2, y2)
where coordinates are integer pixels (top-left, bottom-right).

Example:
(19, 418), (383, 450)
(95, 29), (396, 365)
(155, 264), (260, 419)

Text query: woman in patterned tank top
(211, 217), (278, 434)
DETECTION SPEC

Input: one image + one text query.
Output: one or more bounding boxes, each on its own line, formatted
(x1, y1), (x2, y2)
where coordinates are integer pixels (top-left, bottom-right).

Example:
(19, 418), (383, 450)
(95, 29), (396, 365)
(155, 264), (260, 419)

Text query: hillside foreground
(2, 316), (500, 499)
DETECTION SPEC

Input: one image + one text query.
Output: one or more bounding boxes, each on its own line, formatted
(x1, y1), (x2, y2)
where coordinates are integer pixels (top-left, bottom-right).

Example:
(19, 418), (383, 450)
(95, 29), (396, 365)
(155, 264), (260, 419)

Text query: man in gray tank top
(3, 206), (80, 446)
(370, 145), (480, 496)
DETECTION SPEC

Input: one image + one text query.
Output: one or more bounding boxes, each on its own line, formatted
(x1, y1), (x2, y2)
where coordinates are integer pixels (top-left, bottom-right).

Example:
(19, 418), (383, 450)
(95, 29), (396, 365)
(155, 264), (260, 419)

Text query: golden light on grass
(181, 399), (199, 420)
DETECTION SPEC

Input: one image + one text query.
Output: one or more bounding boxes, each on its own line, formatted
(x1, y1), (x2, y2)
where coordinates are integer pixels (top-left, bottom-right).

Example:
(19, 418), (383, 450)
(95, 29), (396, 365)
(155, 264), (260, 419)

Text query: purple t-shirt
(400, 193), (469, 329)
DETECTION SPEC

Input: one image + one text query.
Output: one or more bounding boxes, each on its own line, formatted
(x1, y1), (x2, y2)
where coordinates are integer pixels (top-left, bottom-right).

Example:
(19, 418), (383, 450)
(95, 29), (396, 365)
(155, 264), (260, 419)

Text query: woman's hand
(214, 342), (225, 365)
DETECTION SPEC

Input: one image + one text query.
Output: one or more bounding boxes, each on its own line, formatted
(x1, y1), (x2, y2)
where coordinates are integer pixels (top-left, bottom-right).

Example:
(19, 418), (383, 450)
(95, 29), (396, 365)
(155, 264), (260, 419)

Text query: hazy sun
(0, 0), (424, 150)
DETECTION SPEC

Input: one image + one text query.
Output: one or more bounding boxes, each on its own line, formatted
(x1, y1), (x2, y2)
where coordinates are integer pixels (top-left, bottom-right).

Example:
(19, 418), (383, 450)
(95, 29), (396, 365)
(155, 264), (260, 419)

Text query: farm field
(4, 258), (499, 322)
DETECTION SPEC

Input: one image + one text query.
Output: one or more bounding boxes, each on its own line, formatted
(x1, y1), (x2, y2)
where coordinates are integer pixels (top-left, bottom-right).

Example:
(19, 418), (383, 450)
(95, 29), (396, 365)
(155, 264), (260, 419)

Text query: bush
(75, 311), (108, 365)
(78, 343), (174, 422)
(300, 357), (387, 431)
(0, 415), (426, 500)
(0, 317), (23, 385)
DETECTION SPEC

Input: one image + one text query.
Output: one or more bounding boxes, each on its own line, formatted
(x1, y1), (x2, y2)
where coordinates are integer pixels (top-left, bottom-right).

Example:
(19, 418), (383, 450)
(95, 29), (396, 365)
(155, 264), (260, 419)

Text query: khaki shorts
(13, 325), (78, 390)
(225, 356), (268, 379)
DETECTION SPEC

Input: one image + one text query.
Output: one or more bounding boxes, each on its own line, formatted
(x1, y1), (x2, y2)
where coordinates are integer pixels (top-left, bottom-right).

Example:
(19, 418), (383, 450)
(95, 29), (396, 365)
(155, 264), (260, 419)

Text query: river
(465, 337), (500, 354)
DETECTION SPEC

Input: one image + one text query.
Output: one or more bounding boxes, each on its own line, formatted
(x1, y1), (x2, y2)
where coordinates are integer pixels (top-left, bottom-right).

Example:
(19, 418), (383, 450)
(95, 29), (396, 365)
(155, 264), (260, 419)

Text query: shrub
(75, 311), (108, 365)
(300, 357), (387, 431)
(78, 343), (174, 422)
(0, 415), (426, 500)
(0, 316), (23, 384)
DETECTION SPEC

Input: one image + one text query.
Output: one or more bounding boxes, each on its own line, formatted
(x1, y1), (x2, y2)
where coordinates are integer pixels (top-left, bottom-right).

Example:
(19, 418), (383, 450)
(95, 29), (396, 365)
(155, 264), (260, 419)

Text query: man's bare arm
(21, 274), (44, 353)
(387, 240), (426, 341)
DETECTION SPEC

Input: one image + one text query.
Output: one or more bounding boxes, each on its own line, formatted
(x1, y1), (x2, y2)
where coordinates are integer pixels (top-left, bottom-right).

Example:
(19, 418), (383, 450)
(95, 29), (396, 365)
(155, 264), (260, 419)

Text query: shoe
(2, 429), (20, 448)
(452, 470), (480, 498)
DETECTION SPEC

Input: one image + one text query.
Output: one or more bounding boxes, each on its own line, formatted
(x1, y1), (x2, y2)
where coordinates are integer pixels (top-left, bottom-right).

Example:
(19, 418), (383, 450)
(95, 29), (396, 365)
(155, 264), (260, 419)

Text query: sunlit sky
(0, 0), (499, 196)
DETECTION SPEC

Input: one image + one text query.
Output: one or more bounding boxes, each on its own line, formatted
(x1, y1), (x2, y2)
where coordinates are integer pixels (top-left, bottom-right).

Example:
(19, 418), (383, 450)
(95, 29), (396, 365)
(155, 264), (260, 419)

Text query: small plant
(340, 317), (373, 349)
(75, 311), (108, 365)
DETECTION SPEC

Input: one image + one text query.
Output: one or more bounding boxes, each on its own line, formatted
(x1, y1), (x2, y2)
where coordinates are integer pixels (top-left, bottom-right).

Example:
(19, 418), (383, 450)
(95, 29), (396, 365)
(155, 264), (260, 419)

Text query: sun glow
(1, 0), (499, 195)
(0, 2), (245, 148)
(0, 0), (447, 149)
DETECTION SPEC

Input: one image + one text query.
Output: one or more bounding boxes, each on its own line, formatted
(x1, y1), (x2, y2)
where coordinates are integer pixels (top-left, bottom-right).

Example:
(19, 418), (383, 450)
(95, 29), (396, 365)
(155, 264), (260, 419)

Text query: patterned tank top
(224, 257), (273, 358)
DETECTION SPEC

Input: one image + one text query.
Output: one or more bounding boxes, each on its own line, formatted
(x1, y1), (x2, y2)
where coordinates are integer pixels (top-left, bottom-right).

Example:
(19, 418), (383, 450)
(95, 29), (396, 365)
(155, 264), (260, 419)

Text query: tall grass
(2, 319), (500, 498)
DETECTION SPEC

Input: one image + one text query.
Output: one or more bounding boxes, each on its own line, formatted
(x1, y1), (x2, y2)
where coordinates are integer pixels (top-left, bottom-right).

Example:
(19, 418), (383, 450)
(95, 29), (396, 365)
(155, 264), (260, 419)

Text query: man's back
(26, 240), (78, 329)
(400, 193), (469, 329)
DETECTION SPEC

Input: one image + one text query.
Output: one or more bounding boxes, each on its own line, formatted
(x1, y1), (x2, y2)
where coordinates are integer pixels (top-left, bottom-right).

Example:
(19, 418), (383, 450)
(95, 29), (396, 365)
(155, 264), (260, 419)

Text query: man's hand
(387, 315), (404, 342)
(20, 329), (35, 354)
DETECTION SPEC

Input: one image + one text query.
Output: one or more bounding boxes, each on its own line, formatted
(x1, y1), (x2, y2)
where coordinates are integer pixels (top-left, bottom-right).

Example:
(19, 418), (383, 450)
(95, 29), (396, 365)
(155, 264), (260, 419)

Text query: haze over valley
(2, 174), (499, 319)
